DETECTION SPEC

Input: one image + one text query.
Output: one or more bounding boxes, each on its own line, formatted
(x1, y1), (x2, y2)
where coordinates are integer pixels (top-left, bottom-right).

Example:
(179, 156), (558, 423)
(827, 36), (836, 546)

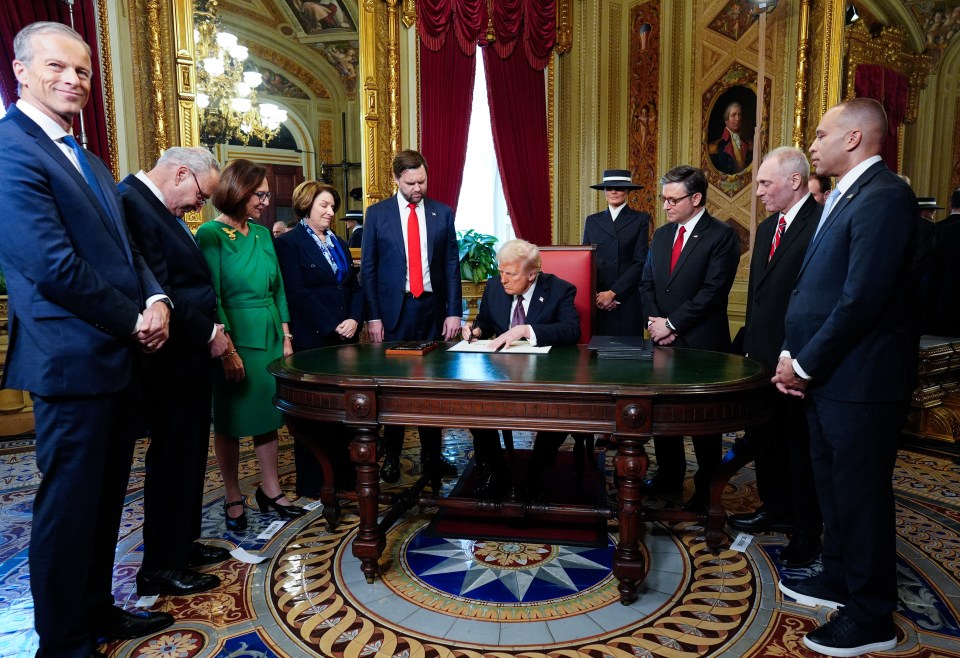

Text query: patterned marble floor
(1, 428), (959, 658)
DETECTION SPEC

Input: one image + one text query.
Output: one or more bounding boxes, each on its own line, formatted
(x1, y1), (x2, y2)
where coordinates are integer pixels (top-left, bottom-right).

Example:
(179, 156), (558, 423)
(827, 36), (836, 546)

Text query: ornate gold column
(173, 0), (199, 149)
(792, 0), (811, 149)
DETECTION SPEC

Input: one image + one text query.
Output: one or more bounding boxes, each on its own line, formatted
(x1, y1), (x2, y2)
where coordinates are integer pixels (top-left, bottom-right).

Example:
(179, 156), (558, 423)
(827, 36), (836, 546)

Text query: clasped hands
(596, 290), (619, 311)
(771, 357), (808, 398)
(137, 301), (170, 353)
(647, 316), (676, 345)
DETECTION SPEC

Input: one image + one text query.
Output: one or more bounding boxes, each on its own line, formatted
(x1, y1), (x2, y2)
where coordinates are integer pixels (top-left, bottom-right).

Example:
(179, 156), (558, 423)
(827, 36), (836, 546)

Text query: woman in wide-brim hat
(583, 169), (650, 337)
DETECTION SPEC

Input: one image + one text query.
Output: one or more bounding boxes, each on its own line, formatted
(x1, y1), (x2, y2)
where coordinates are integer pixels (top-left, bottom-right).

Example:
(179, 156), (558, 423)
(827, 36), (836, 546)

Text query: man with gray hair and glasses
(120, 147), (232, 600)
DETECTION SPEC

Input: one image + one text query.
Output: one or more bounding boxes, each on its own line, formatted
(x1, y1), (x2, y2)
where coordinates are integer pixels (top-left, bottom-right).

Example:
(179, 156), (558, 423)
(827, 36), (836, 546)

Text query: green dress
(197, 220), (290, 437)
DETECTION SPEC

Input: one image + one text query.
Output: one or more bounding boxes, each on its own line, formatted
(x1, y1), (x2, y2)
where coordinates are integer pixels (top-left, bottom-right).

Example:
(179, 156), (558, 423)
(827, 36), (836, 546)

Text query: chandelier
(194, 0), (288, 146)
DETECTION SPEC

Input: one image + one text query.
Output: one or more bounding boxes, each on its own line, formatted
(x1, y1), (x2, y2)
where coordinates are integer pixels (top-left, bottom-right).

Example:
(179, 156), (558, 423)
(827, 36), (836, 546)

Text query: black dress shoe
(187, 542), (231, 568)
(474, 472), (514, 500)
(641, 473), (684, 495)
(92, 606), (174, 640)
(438, 455), (458, 478)
(778, 532), (822, 567)
(381, 455), (401, 483)
(224, 499), (247, 532)
(728, 510), (794, 533)
(255, 486), (305, 518)
(137, 568), (221, 596)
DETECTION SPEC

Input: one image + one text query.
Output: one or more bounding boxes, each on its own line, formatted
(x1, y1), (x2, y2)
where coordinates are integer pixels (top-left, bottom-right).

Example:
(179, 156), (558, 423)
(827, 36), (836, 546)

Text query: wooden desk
(270, 343), (772, 603)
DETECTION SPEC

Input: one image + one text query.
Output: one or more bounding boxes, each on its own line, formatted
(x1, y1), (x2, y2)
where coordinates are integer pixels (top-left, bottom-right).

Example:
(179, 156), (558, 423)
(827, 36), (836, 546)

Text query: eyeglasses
(189, 170), (209, 203)
(253, 191), (272, 202)
(659, 193), (693, 207)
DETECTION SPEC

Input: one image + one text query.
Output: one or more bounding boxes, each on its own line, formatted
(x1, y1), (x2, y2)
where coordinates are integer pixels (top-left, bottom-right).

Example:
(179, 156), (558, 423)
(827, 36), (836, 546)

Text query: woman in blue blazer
(275, 181), (363, 495)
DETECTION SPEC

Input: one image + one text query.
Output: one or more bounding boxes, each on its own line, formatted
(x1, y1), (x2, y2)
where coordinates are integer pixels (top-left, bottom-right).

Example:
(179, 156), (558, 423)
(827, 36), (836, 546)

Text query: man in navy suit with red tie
(639, 165), (740, 510)
(0, 22), (174, 658)
(361, 150), (462, 483)
(774, 98), (918, 657)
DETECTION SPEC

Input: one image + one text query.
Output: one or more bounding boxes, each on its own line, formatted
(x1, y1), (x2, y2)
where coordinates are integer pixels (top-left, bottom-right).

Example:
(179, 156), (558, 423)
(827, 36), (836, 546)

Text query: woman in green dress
(197, 159), (303, 531)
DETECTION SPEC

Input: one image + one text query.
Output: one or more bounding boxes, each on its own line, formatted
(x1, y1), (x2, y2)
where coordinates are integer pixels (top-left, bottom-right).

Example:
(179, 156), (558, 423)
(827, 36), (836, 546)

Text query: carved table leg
(350, 424), (384, 583)
(613, 434), (649, 604)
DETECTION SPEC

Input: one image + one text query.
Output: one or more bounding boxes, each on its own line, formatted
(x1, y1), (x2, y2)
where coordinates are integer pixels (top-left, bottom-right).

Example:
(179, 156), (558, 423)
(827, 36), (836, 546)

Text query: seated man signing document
(462, 239), (580, 499)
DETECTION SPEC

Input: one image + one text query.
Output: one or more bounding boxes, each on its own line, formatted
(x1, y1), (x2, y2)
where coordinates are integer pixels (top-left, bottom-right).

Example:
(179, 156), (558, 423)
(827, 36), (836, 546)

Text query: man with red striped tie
(728, 147), (822, 567)
(639, 165), (740, 510)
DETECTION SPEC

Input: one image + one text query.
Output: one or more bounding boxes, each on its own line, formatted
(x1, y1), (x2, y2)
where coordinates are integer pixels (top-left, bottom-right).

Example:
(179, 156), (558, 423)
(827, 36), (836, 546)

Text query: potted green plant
(457, 229), (499, 320)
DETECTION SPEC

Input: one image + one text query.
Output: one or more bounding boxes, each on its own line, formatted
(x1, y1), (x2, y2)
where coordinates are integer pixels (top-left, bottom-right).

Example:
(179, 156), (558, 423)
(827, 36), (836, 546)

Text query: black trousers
(651, 434), (722, 493)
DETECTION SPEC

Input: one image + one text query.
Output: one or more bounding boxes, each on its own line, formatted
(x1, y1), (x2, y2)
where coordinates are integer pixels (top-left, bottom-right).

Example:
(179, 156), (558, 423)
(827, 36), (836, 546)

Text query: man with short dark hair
(0, 21), (174, 657)
(639, 165), (740, 509)
(728, 147), (822, 567)
(774, 97), (918, 656)
(361, 149), (462, 483)
(808, 173), (832, 204)
(120, 147), (232, 598)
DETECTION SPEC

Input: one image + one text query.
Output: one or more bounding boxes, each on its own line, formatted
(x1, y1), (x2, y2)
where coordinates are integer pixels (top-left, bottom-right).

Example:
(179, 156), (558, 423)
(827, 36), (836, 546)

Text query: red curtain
(419, 26), (477, 213)
(0, 1), (112, 169)
(854, 64), (908, 172)
(484, 48), (551, 245)
(417, 0), (555, 241)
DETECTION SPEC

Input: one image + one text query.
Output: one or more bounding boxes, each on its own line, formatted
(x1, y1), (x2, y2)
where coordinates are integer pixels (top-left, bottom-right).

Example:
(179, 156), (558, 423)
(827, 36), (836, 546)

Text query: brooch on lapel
(221, 227), (238, 241)
(430, 211), (436, 216)
(539, 296), (544, 302)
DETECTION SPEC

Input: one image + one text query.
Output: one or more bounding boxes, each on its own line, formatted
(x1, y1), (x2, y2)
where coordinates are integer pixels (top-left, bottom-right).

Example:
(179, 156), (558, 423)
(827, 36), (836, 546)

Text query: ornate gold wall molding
(94, 1), (119, 178)
(548, 57), (555, 243)
(843, 21), (931, 125)
(557, 0), (573, 55)
(792, 0), (811, 149)
(359, 0), (400, 205)
(173, 0), (198, 150)
(801, 0), (844, 147)
(245, 44), (332, 99)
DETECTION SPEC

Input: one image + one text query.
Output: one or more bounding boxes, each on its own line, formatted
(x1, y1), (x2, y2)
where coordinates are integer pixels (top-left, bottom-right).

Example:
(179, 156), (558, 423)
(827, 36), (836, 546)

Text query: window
(456, 52), (514, 247)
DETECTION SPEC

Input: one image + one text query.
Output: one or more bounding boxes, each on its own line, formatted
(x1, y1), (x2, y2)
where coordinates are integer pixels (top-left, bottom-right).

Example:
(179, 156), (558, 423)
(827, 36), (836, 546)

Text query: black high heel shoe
(224, 500), (247, 531)
(255, 487), (305, 518)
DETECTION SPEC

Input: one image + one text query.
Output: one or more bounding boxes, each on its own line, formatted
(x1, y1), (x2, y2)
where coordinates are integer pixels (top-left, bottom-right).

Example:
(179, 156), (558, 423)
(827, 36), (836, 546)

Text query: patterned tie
(768, 213), (787, 261)
(669, 225), (686, 273)
(407, 202), (424, 297)
(814, 188), (842, 238)
(511, 295), (526, 328)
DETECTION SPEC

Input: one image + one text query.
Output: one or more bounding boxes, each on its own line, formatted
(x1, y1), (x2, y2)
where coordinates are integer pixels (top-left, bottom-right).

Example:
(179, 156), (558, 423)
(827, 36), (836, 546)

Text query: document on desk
(448, 340), (552, 354)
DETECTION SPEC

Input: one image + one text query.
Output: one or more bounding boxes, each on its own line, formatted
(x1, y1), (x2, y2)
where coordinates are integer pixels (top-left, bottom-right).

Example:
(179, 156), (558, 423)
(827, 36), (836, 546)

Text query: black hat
(917, 197), (943, 210)
(349, 187), (363, 202)
(341, 209), (364, 224)
(590, 169), (643, 190)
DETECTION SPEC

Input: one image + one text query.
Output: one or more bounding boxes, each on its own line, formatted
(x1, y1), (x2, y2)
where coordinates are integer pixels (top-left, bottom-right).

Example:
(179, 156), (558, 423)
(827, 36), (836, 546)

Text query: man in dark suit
(342, 208), (364, 249)
(0, 22), (174, 658)
(928, 188), (960, 336)
(639, 165), (740, 509)
(582, 169), (649, 336)
(361, 149), (462, 483)
(774, 98), (918, 657)
(119, 147), (231, 598)
(463, 239), (581, 498)
(727, 147), (822, 567)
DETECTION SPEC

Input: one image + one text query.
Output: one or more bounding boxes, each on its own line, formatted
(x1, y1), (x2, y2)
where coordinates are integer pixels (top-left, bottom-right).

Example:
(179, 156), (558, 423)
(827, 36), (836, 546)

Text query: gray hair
(14, 22), (91, 64)
(724, 102), (743, 121)
(763, 146), (810, 182)
(497, 239), (541, 273)
(157, 147), (220, 175)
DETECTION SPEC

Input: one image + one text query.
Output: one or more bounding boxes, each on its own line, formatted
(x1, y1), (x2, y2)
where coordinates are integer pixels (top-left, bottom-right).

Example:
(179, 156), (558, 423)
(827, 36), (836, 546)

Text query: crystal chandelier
(194, 0), (288, 146)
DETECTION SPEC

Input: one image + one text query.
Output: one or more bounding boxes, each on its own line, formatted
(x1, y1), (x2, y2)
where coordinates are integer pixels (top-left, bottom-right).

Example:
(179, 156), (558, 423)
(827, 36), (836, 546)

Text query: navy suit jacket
(360, 195), (461, 332)
(0, 106), (162, 396)
(783, 161), (918, 402)
(119, 174), (218, 361)
(474, 272), (581, 346)
(639, 211), (740, 351)
(582, 206), (649, 335)
(275, 223), (363, 350)
(742, 195), (819, 368)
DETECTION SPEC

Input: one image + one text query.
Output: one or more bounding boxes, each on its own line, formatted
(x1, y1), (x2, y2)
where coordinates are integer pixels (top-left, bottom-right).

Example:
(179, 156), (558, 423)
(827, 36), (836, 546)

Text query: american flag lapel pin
(539, 296), (544, 302)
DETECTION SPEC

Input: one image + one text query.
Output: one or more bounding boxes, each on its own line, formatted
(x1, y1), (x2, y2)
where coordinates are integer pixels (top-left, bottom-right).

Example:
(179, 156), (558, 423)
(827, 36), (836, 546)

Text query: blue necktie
(813, 188), (842, 238)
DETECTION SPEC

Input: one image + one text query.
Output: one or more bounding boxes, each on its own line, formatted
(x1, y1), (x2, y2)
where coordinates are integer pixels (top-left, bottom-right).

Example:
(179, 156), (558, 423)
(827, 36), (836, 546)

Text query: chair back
(538, 245), (596, 344)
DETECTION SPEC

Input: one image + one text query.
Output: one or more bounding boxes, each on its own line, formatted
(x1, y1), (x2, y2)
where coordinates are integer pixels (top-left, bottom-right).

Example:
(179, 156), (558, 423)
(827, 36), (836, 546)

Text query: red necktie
(768, 213), (787, 261)
(407, 202), (424, 297)
(669, 225), (686, 273)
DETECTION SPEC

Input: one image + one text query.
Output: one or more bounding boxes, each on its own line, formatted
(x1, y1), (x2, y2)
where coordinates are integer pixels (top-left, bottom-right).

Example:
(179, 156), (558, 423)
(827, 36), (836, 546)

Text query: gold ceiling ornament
(193, 0), (288, 146)
(843, 20), (931, 125)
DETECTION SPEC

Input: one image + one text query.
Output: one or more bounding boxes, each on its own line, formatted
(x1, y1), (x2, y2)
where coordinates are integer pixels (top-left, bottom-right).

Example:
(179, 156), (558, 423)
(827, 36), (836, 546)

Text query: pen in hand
(466, 320), (478, 343)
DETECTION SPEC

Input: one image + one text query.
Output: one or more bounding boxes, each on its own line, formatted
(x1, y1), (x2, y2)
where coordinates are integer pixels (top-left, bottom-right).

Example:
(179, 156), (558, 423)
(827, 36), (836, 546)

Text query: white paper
(257, 520), (287, 540)
(302, 499), (324, 511)
(447, 339), (551, 354)
(135, 595), (159, 608)
(730, 532), (754, 553)
(230, 547), (269, 564)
